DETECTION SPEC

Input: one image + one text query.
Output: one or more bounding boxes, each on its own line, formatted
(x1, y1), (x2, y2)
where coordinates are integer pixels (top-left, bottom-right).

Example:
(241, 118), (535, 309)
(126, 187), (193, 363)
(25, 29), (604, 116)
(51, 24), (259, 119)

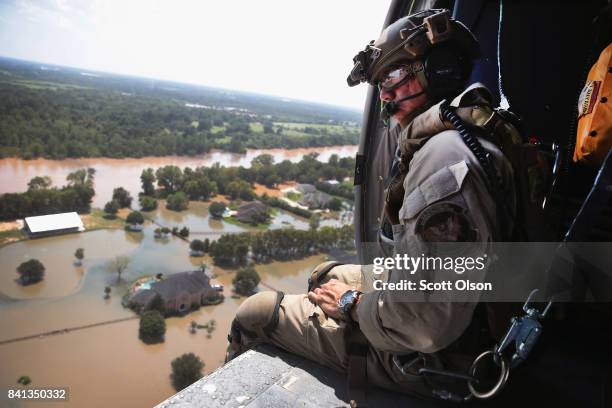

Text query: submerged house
(234, 201), (269, 225)
(23, 212), (84, 238)
(299, 191), (332, 210)
(129, 269), (221, 314)
(295, 184), (317, 194)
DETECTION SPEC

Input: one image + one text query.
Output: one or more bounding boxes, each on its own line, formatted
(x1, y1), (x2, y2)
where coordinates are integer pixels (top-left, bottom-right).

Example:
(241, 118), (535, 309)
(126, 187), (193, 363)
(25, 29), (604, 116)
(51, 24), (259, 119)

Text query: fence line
(0, 316), (139, 346)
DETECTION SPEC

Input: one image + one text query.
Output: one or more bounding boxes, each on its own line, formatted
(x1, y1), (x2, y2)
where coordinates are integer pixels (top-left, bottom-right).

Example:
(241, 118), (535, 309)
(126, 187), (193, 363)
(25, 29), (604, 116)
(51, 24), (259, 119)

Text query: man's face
(378, 65), (428, 125)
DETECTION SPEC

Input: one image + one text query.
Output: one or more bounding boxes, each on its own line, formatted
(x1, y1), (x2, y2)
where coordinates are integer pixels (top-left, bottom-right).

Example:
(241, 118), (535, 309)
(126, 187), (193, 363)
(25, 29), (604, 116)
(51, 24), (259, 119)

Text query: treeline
(0, 81), (359, 159)
(314, 181), (354, 201)
(209, 225), (354, 267)
(140, 153), (355, 206)
(0, 169), (95, 221)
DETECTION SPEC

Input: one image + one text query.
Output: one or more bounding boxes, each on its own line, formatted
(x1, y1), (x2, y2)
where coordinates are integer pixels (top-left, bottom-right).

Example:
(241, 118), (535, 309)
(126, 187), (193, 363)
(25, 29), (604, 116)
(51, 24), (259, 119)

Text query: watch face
(340, 290), (356, 310)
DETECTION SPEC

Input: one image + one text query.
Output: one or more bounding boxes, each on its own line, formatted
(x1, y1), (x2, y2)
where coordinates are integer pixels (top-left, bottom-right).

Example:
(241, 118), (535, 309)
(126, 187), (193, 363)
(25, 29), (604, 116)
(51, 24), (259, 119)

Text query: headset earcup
(424, 46), (466, 100)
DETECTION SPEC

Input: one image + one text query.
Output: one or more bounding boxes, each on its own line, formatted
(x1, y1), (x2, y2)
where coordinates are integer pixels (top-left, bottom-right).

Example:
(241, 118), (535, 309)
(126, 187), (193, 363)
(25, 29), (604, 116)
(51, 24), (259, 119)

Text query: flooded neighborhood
(0, 146), (355, 407)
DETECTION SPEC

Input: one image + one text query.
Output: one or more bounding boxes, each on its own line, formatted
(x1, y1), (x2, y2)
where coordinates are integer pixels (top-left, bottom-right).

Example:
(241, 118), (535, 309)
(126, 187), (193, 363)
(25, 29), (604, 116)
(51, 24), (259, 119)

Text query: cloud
(14, 0), (84, 33)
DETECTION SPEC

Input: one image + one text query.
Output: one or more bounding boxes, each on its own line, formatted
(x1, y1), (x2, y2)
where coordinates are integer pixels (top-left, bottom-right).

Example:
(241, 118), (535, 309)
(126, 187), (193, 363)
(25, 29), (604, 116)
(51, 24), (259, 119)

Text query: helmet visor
(378, 62), (424, 91)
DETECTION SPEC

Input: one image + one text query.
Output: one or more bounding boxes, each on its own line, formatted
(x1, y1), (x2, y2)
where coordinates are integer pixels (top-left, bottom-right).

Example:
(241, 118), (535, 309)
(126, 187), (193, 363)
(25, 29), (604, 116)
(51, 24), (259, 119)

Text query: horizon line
(0, 54), (364, 115)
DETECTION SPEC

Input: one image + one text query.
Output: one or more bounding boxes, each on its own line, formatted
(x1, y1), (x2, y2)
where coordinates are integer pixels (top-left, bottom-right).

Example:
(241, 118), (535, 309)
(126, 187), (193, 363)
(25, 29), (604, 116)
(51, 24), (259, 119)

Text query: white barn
(24, 212), (85, 238)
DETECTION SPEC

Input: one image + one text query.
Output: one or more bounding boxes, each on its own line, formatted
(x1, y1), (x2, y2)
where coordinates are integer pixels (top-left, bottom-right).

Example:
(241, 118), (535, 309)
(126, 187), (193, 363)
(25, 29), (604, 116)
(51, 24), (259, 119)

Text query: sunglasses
(378, 62), (424, 91)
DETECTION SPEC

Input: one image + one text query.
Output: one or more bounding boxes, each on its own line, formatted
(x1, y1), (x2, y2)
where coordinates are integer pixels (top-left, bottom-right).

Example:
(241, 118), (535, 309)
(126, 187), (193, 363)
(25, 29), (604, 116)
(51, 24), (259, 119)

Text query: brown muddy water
(0, 220), (328, 407)
(0, 145), (357, 208)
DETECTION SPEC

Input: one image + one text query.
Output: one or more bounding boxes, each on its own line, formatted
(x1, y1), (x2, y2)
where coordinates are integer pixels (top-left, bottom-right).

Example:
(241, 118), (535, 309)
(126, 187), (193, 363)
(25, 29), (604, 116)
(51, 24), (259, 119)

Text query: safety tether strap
(346, 322), (369, 407)
(263, 291), (285, 336)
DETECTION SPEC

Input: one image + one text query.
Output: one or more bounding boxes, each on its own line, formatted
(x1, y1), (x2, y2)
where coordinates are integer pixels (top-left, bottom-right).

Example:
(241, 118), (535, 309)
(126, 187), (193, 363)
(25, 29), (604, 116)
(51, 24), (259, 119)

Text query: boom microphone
(381, 91), (426, 120)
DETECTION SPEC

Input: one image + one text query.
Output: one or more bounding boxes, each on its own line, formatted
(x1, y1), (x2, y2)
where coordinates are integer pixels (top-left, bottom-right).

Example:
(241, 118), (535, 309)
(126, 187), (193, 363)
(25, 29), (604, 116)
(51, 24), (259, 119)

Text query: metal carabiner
(495, 289), (553, 368)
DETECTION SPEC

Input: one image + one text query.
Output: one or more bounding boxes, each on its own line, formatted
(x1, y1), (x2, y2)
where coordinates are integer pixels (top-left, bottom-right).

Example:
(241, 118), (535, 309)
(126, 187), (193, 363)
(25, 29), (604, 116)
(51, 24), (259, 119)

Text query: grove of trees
(132, 154), (354, 217)
(0, 169), (95, 221)
(209, 225), (354, 267)
(0, 76), (359, 160)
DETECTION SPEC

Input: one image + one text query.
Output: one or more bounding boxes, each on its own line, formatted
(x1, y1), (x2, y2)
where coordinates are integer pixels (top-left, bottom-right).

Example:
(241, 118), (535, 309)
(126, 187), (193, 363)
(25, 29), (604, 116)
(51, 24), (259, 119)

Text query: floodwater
(0, 145), (357, 208)
(150, 201), (312, 237)
(0, 220), (328, 407)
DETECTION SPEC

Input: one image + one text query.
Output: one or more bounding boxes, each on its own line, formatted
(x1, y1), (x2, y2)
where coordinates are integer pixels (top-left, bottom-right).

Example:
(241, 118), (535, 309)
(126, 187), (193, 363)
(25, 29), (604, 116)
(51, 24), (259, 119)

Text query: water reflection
(150, 201), (312, 236)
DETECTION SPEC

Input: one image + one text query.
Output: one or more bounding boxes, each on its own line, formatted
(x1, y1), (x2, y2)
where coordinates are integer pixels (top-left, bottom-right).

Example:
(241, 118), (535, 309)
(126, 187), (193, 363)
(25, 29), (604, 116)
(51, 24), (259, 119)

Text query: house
(296, 184), (317, 194)
(322, 179), (340, 185)
(23, 212), (84, 238)
(234, 201), (269, 225)
(129, 269), (221, 314)
(299, 191), (333, 209)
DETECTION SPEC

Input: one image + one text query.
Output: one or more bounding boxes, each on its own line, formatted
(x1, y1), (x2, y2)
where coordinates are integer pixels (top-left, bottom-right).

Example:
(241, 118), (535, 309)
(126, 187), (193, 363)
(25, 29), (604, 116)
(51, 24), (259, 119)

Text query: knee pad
(234, 291), (284, 339)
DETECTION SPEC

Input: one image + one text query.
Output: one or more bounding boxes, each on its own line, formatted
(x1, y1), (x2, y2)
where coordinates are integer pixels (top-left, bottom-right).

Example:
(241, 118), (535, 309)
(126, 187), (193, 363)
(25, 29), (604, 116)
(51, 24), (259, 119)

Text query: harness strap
(346, 323), (369, 408)
(263, 291), (285, 336)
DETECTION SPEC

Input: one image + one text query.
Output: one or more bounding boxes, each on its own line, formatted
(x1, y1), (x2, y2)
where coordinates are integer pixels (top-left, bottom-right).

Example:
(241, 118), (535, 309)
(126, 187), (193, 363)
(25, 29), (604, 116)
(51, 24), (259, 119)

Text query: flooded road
(0, 145), (357, 208)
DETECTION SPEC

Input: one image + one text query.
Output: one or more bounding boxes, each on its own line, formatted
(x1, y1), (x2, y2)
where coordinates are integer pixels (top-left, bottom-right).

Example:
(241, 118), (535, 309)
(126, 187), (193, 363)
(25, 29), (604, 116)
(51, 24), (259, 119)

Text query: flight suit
(230, 84), (516, 398)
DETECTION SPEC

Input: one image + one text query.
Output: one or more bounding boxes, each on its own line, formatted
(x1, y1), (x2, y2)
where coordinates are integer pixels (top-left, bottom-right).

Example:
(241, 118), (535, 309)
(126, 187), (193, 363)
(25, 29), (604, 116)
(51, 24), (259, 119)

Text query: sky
(0, 0), (392, 110)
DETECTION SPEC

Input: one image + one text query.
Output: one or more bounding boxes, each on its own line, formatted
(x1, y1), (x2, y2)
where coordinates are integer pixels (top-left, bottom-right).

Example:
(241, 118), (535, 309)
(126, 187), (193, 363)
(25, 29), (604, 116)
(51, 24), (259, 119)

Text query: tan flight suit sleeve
(356, 129), (514, 354)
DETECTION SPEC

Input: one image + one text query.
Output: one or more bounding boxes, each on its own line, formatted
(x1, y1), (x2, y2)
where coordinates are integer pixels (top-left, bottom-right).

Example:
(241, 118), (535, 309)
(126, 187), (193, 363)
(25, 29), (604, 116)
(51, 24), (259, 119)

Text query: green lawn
(3, 79), (91, 91)
(249, 122), (264, 133)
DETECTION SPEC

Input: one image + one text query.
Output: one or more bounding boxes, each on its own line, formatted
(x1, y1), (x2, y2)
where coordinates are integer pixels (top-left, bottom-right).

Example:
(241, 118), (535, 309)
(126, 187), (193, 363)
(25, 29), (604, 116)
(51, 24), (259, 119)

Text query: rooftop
(24, 212), (84, 233)
(151, 270), (211, 299)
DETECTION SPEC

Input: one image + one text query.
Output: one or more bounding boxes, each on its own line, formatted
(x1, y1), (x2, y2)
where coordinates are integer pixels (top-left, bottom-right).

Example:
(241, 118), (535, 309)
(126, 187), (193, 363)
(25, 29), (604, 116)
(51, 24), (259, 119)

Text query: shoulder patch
(415, 202), (478, 242)
(399, 160), (469, 221)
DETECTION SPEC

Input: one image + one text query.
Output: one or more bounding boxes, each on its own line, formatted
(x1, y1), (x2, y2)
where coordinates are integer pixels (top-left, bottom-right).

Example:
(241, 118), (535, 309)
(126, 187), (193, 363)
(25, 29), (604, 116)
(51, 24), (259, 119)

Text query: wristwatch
(338, 289), (362, 322)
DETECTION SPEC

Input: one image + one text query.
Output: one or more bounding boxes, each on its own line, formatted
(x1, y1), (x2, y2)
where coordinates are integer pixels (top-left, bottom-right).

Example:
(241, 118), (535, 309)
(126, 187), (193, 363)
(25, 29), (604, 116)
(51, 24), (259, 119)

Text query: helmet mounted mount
(347, 9), (480, 108)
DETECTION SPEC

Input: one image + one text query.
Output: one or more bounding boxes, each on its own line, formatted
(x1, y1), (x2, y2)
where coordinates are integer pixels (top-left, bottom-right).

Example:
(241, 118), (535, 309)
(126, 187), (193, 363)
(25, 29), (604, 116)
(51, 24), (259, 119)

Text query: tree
(17, 376), (31, 386)
(141, 168), (156, 196)
(139, 195), (158, 211)
(126, 211), (145, 225)
(139, 310), (166, 343)
(27, 176), (52, 191)
(107, 255), (129, 282)
(208, 202), (226, 219)
(179, 226), (190, 237)
(66, 168), (95, 188)
(226, 180), (254, 201)
(232, 265), (261, 296)
(104, 200), (119, 217)
(147, 294), (166, 314)
(170, 353), (204, 391)
(309, 213), (320, 230)
(166, 192), (189, 211)
(190, 239), (205, 252)
(155, 166), (183, 194)
(327, 197), (343, 211)
(112, 187), (133, 208)
(16, 259), (45, 285)
(74, 248), (84, 266)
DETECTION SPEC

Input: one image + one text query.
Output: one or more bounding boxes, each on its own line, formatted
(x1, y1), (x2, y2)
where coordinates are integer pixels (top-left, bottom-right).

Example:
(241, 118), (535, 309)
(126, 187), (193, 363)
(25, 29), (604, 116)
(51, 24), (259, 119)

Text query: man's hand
(307, 279), (360, 322)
